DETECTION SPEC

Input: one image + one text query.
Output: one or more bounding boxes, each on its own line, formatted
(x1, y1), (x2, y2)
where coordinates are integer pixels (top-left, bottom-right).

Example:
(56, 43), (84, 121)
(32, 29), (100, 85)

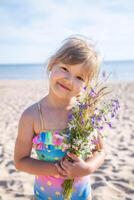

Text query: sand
(0, 80), (134, 200)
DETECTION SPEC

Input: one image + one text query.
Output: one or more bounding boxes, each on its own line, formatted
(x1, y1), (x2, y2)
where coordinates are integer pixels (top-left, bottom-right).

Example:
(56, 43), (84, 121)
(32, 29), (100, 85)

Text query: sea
(0, 60), (134, 81)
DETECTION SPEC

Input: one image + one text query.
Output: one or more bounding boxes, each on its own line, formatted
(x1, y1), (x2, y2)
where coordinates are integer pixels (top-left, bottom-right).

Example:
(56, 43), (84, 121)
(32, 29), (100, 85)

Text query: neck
(46, 89), (74, 110)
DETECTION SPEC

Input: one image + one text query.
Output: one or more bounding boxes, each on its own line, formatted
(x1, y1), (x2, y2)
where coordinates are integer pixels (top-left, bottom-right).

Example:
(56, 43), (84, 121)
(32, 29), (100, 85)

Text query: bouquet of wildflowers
(61, 81), (120, 200)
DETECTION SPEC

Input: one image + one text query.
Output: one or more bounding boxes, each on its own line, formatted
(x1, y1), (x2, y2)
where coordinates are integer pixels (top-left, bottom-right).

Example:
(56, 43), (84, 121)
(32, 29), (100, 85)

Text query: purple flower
(111, 113), (115, 118)
(99, 126), (103, 130)
(80, 111), (82, 116)
(91, 138), (99, 144)
(79, 103), (87, 110)
(91, 116), (95, 125)
(107, 122), (112, 128)
(104, 117), (107, 122)
(112, 99), (120, 111)
(68, 113), (73, 120)
(96, 126), (103, 130)
(89, 88), (96, 97)
(97, 116), (102, 121)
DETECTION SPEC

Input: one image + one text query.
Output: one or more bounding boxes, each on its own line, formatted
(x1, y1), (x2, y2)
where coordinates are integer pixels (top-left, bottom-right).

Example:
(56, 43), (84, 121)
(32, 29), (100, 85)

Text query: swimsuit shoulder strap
(37, 102), (45, 131)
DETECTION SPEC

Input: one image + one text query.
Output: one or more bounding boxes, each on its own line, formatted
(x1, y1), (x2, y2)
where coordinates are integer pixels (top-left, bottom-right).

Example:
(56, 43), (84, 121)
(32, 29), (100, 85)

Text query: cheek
(50, 71), (61, 83)
(73, 80), (84, 94)
(49, 70), (65, 91)
(50, 70), (64, 82)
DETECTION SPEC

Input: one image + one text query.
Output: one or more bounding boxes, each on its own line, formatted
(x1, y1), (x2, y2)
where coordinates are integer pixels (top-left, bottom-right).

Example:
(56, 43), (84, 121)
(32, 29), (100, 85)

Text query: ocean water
(0, 60), (134, 81)
(0, 63), (46, 80)
(101, 60), (134, 81)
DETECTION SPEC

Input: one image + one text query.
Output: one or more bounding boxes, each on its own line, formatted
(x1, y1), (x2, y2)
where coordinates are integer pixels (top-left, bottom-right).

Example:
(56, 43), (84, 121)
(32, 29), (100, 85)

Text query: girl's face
(49, 62), (88, 100)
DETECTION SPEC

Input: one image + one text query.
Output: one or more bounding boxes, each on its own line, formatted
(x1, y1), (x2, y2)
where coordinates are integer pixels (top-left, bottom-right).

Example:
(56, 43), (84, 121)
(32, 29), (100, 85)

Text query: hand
(55, 153), (91, 179)
(55, 160), (68, 179)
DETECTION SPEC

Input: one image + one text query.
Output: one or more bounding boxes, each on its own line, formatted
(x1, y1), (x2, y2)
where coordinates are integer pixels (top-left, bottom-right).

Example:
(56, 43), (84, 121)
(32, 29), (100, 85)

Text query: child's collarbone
(44, 113), (68, 130)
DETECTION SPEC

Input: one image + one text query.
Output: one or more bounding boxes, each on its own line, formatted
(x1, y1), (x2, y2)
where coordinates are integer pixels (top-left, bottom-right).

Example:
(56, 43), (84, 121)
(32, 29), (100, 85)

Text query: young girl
(14, 36), (106, 200)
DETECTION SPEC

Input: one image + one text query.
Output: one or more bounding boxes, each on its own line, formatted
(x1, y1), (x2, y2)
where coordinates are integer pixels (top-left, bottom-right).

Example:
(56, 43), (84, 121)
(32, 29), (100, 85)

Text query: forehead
(63, 63), (89, 75)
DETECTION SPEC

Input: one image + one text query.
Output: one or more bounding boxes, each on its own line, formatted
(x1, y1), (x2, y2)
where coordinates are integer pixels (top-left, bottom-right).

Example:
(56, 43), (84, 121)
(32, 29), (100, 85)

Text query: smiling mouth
(58, 82), (71, 91)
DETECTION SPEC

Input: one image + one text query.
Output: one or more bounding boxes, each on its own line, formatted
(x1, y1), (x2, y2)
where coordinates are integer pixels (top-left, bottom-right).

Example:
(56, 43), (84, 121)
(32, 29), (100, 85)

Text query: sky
(0, 0), (134, 64)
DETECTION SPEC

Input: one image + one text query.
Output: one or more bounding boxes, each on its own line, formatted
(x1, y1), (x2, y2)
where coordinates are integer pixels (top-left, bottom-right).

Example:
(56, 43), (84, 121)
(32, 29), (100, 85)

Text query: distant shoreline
(0, 59), (134, 65)
(0, 60), (134, 81)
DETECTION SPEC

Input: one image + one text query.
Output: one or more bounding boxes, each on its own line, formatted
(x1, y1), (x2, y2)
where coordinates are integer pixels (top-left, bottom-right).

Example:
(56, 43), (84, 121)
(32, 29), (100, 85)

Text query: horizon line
(0, 58), (134, 65)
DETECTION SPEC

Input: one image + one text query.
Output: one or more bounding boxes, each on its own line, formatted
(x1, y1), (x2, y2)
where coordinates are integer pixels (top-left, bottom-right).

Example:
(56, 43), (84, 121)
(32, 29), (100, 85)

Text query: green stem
(62, 179), (74, 200)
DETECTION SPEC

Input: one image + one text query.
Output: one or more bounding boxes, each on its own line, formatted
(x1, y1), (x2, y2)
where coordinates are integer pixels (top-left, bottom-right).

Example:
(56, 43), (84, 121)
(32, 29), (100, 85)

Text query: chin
(57, 92), (72, 100)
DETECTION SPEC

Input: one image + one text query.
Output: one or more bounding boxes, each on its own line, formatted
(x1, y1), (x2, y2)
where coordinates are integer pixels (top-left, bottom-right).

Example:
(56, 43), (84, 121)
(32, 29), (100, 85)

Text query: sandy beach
(0, 80), (134, 200)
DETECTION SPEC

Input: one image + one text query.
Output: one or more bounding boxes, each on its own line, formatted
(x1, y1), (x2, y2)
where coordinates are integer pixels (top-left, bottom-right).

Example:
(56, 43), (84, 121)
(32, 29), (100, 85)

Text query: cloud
(0, 0), (134, 63)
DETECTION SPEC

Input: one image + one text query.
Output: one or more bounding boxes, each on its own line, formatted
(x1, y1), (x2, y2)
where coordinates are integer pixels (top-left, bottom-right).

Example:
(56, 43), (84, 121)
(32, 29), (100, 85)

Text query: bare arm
(14, 107), (58, 176)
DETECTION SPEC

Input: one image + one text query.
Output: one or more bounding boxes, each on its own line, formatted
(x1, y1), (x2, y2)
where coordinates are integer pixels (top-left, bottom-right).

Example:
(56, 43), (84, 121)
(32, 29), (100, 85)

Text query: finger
(60, 160), (69, 171)
(60, 159), (71, 172)
(67, 152), (80, 161)
(58, 171), (68, 179)
(64, 158), (75, 168)
(55, 163), (67, 177)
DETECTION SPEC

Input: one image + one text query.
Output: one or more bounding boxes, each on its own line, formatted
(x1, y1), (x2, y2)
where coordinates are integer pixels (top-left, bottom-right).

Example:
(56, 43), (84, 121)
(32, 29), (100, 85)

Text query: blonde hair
(47, 35), (101, 83)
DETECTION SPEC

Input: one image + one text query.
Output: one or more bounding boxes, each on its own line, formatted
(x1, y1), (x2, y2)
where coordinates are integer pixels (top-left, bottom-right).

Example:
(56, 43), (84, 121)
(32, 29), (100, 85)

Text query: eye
(61, 67), (68, 72)
(76, 76), (84, 81)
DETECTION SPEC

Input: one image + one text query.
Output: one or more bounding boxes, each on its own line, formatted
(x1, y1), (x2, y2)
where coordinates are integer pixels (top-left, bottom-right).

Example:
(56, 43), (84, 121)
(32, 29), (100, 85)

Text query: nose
(63, 74), (73, 87)
(64, 73), (73, 82)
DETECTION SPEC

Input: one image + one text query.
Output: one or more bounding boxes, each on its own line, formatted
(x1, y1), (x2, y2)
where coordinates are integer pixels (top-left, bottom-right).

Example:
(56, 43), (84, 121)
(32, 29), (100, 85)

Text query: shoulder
(20, 102), (38, 123)
(17, 102), (39, 138)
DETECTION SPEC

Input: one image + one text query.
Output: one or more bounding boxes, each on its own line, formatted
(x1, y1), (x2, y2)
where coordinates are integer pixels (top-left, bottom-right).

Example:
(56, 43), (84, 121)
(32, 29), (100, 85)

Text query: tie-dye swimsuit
(32, 102), (92, 200)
